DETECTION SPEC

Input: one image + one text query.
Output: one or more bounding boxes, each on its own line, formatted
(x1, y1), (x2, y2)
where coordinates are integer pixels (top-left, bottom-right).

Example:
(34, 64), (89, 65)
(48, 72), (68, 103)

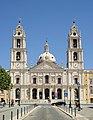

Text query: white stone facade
(10, 21), (86, 104)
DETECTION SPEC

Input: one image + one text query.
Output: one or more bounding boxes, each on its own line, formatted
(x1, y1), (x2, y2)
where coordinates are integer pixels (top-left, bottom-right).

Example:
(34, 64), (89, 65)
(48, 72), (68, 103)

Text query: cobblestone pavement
(77, 107), (93, 120)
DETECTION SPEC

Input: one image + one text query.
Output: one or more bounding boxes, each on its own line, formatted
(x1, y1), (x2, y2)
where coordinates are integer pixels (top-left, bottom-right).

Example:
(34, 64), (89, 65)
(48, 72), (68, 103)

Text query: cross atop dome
(18, 18), (21, 25)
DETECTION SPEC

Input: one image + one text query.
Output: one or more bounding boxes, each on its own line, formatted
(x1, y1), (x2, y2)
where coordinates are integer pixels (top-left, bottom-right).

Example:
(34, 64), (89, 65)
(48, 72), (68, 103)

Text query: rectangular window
(45, 75), (49, 83)
(33, 78), (36, 84)
(90, 78), (93, 84)
(74, 78), (78, 84)
(16, 78), (20, 84)
(58, 78), (61, 84)
(90, 98), (93, 103)
(90, 86), (93, 94)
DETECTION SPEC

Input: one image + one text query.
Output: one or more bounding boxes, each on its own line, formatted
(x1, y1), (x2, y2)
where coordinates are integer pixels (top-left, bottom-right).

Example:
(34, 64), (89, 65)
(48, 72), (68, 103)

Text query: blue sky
(0, 0), (93, 69)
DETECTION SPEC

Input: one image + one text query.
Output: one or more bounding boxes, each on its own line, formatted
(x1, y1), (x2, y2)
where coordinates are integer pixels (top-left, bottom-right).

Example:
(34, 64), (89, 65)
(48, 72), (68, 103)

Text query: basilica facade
(9, 21), (92, 104)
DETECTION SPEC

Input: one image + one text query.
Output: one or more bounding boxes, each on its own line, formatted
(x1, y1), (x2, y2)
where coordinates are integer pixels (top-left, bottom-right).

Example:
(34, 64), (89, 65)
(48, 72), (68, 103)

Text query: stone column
(20, 87), (21, 101)
(37, 88), (39, 99)
(62, 88), (65, 101)
(30, 88), (32, 99)
(12, 89), (15, 99)
(61, 88), (63, 99)
(72, 88), (75, 103)
(25, 89), (27, 99)
(55, 88), (57, 99)
(50, 88), (52, 99)
(43, 88), (45, 99)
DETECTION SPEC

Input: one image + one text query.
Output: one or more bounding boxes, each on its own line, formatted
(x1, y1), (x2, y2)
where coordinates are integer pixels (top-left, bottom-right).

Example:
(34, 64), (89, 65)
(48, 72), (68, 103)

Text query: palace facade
(9, 21), (93, 104)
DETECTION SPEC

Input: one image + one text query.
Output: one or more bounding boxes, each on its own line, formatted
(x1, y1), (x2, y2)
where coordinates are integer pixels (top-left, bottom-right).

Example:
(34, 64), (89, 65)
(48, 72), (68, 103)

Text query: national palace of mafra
(2, 21), (93, 104)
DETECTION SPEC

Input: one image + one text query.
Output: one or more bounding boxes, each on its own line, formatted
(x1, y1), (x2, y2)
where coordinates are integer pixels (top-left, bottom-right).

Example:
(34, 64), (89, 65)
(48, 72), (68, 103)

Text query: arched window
(73, 39), (77, 48)
(18, 32), (20, 35)
(32, 88), (37, 99)
(74, 88), (78, 99)
(52, 92), (55, 99)
(39, 91), (42, 99)
(15, 88), (20, 99)
(57, 88), (62, 99)
(16, 52), (21, 60)
(73, 52), (77, 61)
(45, 75), (49, 83)
(17, 39), (20, 48)
(45, 88), (49, 99)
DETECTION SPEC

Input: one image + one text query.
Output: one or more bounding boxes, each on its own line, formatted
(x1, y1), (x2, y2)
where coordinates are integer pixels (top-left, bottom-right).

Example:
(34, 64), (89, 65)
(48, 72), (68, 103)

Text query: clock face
(74, 63), (78, 68)
(16, 63), (20, 68)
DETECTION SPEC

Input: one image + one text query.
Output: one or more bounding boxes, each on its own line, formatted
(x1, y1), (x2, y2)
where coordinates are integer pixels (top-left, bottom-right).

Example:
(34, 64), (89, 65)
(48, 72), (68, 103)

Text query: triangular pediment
(31, 61), (62, 70)
(36, 63), (53, 69)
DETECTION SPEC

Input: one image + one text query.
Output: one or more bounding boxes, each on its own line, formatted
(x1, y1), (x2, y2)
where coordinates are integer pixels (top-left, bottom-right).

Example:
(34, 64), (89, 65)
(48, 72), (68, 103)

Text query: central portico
(23, 40), (64, 101)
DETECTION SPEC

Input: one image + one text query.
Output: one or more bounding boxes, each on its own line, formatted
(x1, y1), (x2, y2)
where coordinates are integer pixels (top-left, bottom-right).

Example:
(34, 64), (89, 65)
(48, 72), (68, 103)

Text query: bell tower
(10, 21), (27, 69)
(67, 21), (84, 69)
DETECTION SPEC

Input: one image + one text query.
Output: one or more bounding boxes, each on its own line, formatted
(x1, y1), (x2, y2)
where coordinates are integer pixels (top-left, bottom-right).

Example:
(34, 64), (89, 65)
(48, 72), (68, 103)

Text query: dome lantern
(37, 41), (56, 64)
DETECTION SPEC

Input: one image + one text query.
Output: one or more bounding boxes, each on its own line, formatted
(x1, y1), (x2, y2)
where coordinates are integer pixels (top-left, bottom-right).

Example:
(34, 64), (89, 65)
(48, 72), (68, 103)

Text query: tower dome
(37, 41), (56, 64)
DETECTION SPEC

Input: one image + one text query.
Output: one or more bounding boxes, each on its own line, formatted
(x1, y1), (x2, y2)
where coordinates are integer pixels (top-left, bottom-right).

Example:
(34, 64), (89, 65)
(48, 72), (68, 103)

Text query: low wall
(0, 105), (34, 120)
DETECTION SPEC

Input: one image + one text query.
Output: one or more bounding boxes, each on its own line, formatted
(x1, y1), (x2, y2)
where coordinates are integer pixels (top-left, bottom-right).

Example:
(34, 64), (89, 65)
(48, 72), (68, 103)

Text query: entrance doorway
(52, 92), (55, 99)
(57, 88), (62, 99)
(45, 88), (49, 99)
(32, 88), (37, 99)
(39, 92), (42, 99)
